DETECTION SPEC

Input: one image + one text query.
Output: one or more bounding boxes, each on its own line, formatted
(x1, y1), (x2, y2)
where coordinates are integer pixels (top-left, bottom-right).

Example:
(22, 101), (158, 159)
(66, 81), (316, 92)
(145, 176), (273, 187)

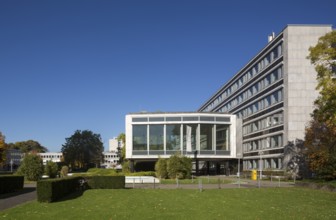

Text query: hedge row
(37, 177), (82, 202)
(37, 176), (125, 202)
(0, 175), (24, 194)
(85, 176), (125, 189)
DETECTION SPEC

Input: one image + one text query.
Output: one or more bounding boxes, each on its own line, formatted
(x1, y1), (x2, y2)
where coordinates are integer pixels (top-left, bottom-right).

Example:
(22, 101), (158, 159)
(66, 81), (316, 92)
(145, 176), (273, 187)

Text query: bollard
(199, 179), (203, 192)
(176, 177), (179, 188)
(153, 178), (156, 189)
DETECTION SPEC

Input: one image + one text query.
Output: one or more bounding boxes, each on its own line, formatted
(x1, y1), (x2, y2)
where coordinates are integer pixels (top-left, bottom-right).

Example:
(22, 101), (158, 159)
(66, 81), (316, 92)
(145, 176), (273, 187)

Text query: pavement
(0, 177), (294, 211)
(0, 183), (37, 211)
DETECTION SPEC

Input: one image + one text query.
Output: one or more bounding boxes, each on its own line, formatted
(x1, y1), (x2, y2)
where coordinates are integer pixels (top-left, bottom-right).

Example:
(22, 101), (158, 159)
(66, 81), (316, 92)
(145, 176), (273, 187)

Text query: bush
(85, 176), (125, 189)
(0, 175), (24, 194)
(155, 158), (168, 179)
(85, 168), (119, 176)
(37, 177), (82, 202)
(167, 154), (192, 179)
(60, 166), (69, 178)
(44, 161), (59, 178)
(16, 154), (44, 181)
(122, 160), (130, 173)
(127, 171), (156, 176)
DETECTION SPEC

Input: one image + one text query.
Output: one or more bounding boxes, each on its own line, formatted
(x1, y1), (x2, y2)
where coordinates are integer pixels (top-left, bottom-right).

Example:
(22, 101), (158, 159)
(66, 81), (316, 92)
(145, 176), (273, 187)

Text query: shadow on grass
(0, 187), (36, 199)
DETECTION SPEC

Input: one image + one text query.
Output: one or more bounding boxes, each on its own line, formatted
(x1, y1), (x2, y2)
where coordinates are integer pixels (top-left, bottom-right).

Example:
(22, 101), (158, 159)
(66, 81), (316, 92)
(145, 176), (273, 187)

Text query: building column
(130, 160), (135, 173)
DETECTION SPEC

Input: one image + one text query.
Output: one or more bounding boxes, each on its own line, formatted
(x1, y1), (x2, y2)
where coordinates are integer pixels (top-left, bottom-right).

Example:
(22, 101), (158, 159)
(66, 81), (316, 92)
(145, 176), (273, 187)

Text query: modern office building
(38, 152), (63, 165)
(198, 24), (333, 171)
(125, 112), (241, 174)
(101, 151), (120, 168)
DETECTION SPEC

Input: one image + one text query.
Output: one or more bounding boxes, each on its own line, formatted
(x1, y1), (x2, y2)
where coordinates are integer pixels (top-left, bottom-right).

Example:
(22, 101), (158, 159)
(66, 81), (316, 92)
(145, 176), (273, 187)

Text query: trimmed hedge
(37, 176), (125, 203)
(0, 175), (24, 194)
(86, 176), (125, 189)
(37, 177), (82, 202)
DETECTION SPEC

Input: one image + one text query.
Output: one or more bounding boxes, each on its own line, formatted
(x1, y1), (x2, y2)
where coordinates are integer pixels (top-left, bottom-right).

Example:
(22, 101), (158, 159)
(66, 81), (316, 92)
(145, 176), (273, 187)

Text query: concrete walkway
(0, 183), (37, 211)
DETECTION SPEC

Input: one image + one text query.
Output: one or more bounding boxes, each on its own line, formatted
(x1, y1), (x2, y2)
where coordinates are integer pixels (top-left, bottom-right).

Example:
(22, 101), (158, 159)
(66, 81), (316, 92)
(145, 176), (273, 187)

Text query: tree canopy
(7, 140), (48, 153)
(61, 130), (104, 170)
(305, 31), (336, 180)
(0, 132), (7, 166)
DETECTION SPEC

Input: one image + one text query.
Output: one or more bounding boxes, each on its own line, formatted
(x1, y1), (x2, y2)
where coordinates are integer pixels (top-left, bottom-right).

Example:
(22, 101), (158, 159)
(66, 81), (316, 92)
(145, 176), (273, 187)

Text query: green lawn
(1, 188), (336, 220)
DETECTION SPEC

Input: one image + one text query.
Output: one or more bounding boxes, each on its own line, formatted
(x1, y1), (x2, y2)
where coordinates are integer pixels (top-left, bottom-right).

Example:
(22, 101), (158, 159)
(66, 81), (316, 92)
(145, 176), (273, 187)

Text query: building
(198, 24), (333, 171)
(4, 149), (23, 171)
(38, 152), (63, 165)
(125, 112), (241, 174)
(109, 137), (123, 152)
(101, 151), (120, 168)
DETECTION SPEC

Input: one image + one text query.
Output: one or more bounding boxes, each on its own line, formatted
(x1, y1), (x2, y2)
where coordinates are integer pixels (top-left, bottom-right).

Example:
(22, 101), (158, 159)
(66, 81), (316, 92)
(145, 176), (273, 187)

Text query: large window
(200, 124), (214, 150)
(183, 124), (197, 152)
(166, 124), (181, 151)
(216, 124), (230, 150)
(149, 125), (164, 150)
(133, 125), (147, 150)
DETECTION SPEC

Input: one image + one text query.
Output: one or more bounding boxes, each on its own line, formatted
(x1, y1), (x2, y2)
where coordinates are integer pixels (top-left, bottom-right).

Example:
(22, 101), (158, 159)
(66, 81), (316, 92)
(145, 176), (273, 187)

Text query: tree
(166, 154), (192, 179)
(116, 133), (125, 164)
(155, 157), (168, 179)
(0, 132), (7, 167)
(44, 161), (59, 178)
(8, 140), (48, 153)
(305, 31), (336, 180)
(16, 154), (44, 181)
(61, 130), (104, 170)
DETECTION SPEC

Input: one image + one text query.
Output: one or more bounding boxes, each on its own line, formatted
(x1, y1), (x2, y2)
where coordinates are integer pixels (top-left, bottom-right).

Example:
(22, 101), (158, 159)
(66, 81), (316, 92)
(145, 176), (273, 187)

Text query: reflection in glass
(200, 124), (213, 150)
(133, 125), (147, 150)
(149, 125), (164, 150)
(183, 124), (197, 152)
(166, 124), (181, 150)
(216, 124), (230, 150)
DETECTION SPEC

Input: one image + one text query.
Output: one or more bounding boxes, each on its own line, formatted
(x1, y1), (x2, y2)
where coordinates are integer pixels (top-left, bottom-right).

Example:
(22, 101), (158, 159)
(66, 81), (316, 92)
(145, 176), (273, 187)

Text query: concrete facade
(198, 25), (333, 171)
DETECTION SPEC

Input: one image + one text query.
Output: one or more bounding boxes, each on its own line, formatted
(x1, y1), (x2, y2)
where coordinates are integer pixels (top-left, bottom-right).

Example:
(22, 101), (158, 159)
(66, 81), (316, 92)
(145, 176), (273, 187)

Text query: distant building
(4, 149), (23, 171)
(109, 137), (123, 152)
(101, 151), (120, 168)
(38, 152), (63, 165)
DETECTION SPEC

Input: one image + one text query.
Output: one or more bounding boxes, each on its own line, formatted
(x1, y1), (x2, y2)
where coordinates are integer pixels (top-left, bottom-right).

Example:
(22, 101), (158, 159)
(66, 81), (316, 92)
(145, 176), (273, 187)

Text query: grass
(160, 176), (233, 184)
(1, 188), (336, 220)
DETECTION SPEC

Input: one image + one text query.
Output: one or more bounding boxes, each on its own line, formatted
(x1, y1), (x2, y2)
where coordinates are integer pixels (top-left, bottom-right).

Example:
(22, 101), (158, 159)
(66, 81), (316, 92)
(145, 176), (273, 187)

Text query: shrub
(60, 166), (69, 178)
(86, 168), (119, 176)
(167, 154), (192, 179)
(0, 175), (24, 194)
(37, 177), (82, 202)
(85, 176), (125, 189)
(127, 171), (156, 176)
(122, 160), (130, 173)
(155, 157), (168, 179)
(44, 161), (59, 178)
(16, 154), (44, 181)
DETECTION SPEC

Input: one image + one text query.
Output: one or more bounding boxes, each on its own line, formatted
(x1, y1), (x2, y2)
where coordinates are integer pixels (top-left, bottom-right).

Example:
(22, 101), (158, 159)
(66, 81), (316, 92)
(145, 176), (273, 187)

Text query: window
(166, 124), (181, 151)
(133, 125), (147, 150)
(200, 124), (214, 150)
(149, 125), (164, 150)
(216, 124), (230, 150)
(183, 124), (197, 152)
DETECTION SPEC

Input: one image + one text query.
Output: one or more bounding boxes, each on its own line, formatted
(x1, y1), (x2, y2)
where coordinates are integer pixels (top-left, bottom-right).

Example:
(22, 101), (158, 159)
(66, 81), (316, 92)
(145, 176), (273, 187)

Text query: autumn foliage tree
(305, 31), (336, 180)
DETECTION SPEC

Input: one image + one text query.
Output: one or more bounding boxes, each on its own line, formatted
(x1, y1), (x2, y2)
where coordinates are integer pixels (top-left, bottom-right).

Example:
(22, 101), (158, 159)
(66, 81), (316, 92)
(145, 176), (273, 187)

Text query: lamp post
(258, 151), (264, 188)
(10, 159), (13, 172)
(237, 153), (242, 188)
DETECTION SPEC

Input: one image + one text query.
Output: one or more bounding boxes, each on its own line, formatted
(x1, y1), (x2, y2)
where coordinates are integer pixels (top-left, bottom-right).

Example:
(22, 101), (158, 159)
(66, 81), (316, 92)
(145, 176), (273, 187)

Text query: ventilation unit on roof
(268, 32), (275, 43)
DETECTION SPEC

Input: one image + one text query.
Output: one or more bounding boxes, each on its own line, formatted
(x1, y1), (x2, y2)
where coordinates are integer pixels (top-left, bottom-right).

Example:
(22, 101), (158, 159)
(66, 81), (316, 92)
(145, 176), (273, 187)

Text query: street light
(258, 151), (264, 188)
(10, 159), (13, 172)
(237, 153), (242, 188)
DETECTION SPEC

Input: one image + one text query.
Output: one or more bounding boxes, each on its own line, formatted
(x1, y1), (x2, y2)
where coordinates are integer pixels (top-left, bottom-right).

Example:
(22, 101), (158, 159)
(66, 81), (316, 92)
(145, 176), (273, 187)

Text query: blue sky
(1, 0), (335, 152)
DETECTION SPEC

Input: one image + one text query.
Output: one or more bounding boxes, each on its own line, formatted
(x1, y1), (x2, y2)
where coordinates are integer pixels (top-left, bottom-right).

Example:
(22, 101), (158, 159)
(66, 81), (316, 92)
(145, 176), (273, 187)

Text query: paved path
(0, 183), (36, 211)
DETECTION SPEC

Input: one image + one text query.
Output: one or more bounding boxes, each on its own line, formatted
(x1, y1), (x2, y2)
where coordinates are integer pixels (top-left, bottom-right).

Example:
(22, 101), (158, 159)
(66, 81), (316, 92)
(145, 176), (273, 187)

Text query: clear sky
(1, 0), (335, 152)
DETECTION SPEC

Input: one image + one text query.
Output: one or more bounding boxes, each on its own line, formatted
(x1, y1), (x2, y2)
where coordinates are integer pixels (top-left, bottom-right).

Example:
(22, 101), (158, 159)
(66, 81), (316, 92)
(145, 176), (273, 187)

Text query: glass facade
(130, 114), (232, 156)
(133, 125), (147, 150)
